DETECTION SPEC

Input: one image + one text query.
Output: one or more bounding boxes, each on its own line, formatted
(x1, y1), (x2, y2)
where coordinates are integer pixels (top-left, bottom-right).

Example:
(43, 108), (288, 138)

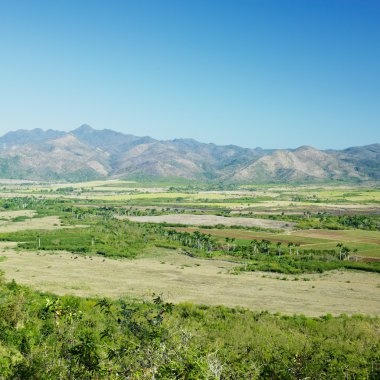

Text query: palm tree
(250, 239), (258, 254)
(261, 240), (271, 254)
(225, 237), (231, 251)
(230, 238), (236, 251)
(336, 243), (344, 260)
(276, 242), (282, 256)
(341, 246), (351, 261)
(193, 231), (202, 249)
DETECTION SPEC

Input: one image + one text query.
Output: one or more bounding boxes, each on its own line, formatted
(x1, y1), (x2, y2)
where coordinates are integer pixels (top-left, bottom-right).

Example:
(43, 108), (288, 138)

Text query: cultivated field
(175, 227), (380, 258)
(1, 179), (379, 213)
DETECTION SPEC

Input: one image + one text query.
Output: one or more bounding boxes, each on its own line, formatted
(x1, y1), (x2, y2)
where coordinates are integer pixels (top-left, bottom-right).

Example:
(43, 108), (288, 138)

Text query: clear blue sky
(0, 0), (379, 149)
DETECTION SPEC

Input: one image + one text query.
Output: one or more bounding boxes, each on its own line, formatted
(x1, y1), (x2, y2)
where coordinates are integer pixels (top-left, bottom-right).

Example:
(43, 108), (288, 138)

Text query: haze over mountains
(0, 125), (378, 182)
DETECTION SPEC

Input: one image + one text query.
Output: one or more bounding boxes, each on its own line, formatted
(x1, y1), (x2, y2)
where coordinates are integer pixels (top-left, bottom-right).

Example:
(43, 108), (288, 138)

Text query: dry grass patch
(0, 210), (36, 219)
(0, 244), (379, 316)
(0, 216), (62, 232)
(126, 214), (294, 230)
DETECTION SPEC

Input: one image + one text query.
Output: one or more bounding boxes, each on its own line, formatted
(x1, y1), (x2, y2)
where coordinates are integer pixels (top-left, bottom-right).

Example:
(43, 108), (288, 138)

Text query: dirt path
(0, 243), (379, 316)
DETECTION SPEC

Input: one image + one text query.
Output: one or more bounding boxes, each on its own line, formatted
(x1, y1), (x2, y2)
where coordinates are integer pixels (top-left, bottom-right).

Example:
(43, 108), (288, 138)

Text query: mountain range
(0, 125), (378, 183)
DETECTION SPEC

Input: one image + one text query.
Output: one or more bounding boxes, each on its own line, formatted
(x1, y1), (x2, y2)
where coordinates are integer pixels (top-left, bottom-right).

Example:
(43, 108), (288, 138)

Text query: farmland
(0, 179), (379, 378)
(171, 227), (380, 258)
(0, 178), (379, 294)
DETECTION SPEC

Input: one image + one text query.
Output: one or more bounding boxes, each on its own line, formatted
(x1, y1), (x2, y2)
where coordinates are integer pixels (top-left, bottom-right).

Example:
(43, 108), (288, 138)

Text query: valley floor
(1, 242), (379, 316)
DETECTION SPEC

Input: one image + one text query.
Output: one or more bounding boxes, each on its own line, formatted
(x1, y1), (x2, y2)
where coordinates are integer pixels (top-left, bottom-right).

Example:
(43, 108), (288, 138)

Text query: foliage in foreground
(0, 275), (379, 379)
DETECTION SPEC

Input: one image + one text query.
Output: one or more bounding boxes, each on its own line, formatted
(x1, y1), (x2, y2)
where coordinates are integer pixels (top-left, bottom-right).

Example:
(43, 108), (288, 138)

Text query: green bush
(0, 276), (379, 379)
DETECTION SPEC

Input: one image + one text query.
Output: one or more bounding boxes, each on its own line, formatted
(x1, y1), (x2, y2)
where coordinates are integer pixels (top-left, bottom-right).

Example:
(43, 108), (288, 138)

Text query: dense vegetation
(295, 214), (380, 231)
(0, 275), (379, 379)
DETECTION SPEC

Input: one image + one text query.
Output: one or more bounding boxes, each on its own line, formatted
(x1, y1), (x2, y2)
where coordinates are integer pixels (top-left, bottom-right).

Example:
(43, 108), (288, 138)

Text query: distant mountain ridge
(0, 125), (378, 182)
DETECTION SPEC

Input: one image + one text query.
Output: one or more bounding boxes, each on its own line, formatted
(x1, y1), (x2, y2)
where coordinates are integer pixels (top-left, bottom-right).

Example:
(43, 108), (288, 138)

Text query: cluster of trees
(336, 243), (357, 261)
(155, 228), (346, 261)
(296, 213), (380, 231)
(119, 207), (162, 216)
(154, 226), (216, 252)
(244, 239), (302, 256)
(336, 214), (380, 231)
(152, 227), (380, 274)
(1, 276), (379, 379)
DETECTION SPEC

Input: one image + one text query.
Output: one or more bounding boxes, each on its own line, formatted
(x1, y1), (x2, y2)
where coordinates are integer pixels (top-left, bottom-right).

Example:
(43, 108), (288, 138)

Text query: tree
(260, 240), (271, 254)
(230, 238), (236, 251)
(341, 246), (351, 261)
(250, 239), (258, 254)
(276, 242), (282, 256)
(225, 237), (231, 251)
(336, 243), (344, 260)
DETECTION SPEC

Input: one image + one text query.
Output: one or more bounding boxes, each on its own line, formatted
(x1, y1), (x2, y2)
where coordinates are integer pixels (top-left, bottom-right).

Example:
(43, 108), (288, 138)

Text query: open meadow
(1, 243), (379, 316)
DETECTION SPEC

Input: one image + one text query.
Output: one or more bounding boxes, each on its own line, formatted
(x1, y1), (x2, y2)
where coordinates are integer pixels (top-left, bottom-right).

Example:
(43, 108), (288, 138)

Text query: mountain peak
(294, 145), (317, 152)
(73, 124), (95, 133)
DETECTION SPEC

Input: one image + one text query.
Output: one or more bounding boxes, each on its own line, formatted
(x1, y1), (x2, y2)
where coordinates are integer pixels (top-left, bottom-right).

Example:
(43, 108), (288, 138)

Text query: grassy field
(0, 215), (62, 232)
(1, 243), (379, 316)
(0, 209), (36, 219)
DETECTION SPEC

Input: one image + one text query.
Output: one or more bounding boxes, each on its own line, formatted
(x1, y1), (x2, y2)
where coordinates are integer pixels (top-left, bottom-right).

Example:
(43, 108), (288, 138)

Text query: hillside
(230, 146), (366, 182)
(0, 125), (378, 182)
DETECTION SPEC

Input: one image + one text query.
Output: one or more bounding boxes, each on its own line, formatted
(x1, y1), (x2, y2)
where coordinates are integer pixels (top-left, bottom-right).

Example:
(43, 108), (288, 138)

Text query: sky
(0, 0), (379, 149)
